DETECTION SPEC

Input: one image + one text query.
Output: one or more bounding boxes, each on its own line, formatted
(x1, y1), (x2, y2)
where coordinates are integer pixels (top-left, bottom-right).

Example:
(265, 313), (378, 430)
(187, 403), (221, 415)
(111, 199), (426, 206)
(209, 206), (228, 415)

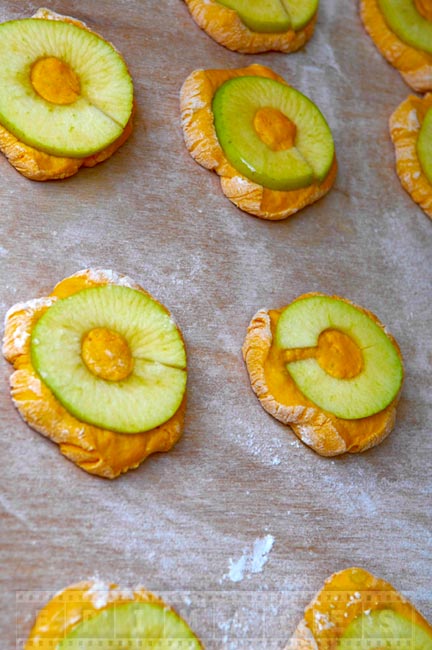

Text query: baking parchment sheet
(0, 1), (431, 648)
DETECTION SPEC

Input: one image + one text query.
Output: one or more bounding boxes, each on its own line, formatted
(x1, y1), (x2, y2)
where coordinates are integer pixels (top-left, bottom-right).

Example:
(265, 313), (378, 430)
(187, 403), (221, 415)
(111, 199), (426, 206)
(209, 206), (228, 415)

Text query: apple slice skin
(378, 0), (432, 55)
(212, 76), (334, 191)
(360, 0), (432, 92)
(417, 107), (432, 184)
(216, 0), (291, 33)
(0, 18), (133, 158)
(24, 581), (203, 650)
(275, 296), (403, 420)
(184, 0), (317, 54)
(284, 568), (432, 650)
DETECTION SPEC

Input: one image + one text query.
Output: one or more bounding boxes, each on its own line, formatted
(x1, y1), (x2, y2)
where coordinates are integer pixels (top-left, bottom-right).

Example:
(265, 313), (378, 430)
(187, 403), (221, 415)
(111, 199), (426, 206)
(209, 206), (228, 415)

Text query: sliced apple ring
(180, 64), (337, 221)
(360, 0), (432, 92)
(25, 580), (202, 650)
(2, 269), (187, 478)
(390, 93), (432, 220)
(183, 0), (318, 53)
(0, 8), (134, 180)
(242, 293), (403, 456)
(285, 568), (432, 650)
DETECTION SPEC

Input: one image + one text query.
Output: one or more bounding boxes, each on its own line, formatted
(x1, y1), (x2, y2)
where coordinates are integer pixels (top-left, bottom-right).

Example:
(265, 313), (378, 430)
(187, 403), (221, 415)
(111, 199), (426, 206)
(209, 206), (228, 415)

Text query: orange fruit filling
(30, 56), (80, 105)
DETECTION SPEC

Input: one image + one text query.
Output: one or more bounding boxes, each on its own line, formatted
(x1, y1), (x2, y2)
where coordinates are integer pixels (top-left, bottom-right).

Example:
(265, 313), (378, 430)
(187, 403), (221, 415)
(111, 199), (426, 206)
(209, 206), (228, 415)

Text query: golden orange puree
(415, 0), (432, 21)
(282, 328), (364, 379)
(253, 107), (297, 150)
(81, 327), (134, 382)
(31, 56), (80, 105)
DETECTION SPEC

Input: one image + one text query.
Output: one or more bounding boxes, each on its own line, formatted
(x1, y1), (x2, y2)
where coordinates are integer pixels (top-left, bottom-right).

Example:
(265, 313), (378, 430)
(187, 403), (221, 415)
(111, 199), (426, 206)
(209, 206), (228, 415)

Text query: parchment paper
(0, 1), (431, 648)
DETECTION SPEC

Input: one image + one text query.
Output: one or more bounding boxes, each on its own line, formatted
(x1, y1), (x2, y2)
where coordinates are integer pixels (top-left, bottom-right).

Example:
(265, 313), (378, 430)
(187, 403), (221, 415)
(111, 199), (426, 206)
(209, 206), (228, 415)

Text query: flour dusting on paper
(224, 534), (275, 583)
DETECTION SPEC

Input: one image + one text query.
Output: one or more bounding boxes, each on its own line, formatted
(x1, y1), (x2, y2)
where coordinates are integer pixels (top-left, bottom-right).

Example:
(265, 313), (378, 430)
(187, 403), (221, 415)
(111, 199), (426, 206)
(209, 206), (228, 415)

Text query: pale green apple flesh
(57, 602), (202, 649)
(31, 285), (187, 433)
(378, 0), (432, 54)
(275, 296), (403, 419)
(0, 18), (133, 157)
(338, 609), (432, 650)
(417, 108), (432, 184)
(215, 0), (318, 32)
(212, 76), (334, 191)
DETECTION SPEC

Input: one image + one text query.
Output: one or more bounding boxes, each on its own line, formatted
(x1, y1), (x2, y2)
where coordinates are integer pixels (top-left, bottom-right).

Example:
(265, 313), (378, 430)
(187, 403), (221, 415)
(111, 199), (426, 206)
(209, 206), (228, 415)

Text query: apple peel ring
(2, 269), (187, 479)
(390, 93), (432, 220)
(360, 0), (432, 92)
(180, 64), (337, 221)
(25, 580), (203, 650)
(183, 0), (318, 54)
(284, 567), (432, 650)
(242, 293), (403, 457)
(0, 8), (134, 181)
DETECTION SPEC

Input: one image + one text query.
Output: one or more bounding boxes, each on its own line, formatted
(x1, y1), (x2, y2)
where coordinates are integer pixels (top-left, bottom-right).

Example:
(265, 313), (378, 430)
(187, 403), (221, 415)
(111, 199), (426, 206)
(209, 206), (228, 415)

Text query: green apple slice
(378, 0), (432, 55)
(31, 285), (187, 433)
(0, 18), (133, 157)
(212, 76), (334, 191)
(338, 609), (432, 650)
(57, 602), (202, 649)
(215, 0), (318, 32)
(417, 108), (432, 184)
(275, 296), (403, 419)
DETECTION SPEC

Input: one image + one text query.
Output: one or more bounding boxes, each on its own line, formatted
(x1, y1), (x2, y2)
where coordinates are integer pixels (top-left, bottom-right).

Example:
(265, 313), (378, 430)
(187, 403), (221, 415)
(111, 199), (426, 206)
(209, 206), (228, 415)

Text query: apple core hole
(316, 329), (364, 379)
(30, 56), (81, 105)
(253, 107), (297, 151)
(81, 327), (134, 382)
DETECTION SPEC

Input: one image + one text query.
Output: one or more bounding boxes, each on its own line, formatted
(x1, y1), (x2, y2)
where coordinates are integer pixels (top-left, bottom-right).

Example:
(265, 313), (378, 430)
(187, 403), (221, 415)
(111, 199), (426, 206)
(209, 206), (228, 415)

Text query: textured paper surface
(0, 1), (431, 648)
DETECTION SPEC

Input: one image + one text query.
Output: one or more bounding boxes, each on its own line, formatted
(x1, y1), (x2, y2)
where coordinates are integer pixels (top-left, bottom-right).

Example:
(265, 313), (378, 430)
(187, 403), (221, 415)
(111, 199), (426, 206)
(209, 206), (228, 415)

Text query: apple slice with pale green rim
(215, 0), (318, 32)
(0, 18), (133, 157)
(57, 602), (202, 650)
(31, 285), (187, 434)
(378, 0), (432, 55)
(275, 295), (403, 419)
(338, 609), (432, 650)
(417, 108), (432, 184)
(212, 76), (334, 191)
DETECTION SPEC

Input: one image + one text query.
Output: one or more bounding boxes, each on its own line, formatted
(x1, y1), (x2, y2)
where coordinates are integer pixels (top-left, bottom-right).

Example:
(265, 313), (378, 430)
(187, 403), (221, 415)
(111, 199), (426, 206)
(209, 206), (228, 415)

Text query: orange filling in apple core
(81, 327), (134, 382)
(30, 56), (80, 105)
(283, 329), (364, 379)
(253, 107), (297, 151)
(414, 0), (432, 21)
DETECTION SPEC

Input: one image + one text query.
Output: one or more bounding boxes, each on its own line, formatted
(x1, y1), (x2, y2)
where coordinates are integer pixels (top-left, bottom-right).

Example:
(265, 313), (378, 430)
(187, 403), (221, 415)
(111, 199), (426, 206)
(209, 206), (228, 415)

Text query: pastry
(242, 293), (403, 456)
(2, 269), (187, 478)
(183, 0), (318, 53)
(285, 567), (432, 650)
(390, 93), (432, 220)
(25, 580), (202, 649)
(360, 0), (432, 92)
(0, 8), (134, 180)
(180, 64), (337, 221)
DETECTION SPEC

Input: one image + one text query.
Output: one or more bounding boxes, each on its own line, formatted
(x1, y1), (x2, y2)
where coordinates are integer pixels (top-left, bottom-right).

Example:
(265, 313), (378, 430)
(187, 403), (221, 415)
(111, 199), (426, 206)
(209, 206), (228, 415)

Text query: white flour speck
(224, 535), (275, 583)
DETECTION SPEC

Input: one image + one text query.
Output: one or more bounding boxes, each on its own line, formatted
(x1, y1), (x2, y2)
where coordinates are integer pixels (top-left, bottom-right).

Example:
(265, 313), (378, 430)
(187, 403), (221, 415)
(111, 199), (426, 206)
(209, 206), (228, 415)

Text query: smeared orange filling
(3, 270), (185, 479)
(31, 57), (80, 105)
(253, 107), (297, 150)
(415, 0), (432, 21)
(389, 93), (432, 220)
(303, 568), (432, 647)
(180, 64), (337, 220)
(81, 327), (134, 381)
(283, 329), (364, 380)
(264, 308), (396, 451)
(360, 0), (432, 92)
